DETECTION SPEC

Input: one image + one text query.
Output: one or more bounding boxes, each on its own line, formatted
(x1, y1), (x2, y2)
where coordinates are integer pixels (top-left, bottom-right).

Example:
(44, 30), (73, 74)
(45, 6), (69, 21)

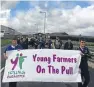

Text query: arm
(3, 48), (8, 59)
(86, 48), (92, 59)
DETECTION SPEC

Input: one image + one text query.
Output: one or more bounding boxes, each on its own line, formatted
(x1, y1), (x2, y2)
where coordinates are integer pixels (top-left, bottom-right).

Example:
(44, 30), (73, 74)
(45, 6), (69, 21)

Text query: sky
(1, 0), (94, 36)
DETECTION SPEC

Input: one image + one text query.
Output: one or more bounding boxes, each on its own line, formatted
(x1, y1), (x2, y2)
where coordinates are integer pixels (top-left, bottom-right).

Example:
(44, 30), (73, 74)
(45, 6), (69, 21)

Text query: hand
(78, 68), (81, 74)
(17, 49), (21, 51)
(80, 52), (84, 56)
(4, 54), (8, 59)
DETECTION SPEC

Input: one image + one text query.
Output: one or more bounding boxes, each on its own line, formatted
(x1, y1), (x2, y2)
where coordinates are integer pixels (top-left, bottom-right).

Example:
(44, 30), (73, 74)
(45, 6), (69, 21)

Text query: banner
(3, 49), (81, 83)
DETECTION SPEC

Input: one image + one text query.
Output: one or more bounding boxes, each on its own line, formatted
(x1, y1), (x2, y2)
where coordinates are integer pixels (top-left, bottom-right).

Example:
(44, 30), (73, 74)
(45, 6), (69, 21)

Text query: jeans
(9, 82), (17, 87)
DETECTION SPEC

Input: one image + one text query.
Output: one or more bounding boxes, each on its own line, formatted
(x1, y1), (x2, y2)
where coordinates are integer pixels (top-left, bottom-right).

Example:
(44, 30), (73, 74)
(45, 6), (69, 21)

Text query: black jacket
(79, 47), (91, 71)
(64, 42), (73, 50)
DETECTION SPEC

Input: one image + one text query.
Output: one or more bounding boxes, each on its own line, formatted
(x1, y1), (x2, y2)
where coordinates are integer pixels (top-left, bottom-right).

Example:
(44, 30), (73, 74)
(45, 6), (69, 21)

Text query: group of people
(16, 36), (74, 50)
(17, 37), (28, 49)
(3, 36), (91, 87)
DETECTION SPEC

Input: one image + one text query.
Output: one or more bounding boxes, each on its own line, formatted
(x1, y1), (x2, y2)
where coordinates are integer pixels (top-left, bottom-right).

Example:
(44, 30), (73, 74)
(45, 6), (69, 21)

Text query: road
(1, 45), (94, 87)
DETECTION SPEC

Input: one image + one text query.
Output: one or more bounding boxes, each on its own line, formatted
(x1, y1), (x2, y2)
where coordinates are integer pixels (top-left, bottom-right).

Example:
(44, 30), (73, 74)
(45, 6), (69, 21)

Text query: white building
(1, 25), (21, 36)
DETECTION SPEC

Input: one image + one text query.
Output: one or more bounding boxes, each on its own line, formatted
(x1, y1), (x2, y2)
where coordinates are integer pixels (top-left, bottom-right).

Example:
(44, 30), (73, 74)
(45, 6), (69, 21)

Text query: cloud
(7, 7), (44, 34)
(70, 26), (94, 36)
(0, 0), (19, 25)
(1, 0), (19, 10)
(1, 1), (94, 36)
(0, 9), (11, 26)
(88, 1), (94, 5)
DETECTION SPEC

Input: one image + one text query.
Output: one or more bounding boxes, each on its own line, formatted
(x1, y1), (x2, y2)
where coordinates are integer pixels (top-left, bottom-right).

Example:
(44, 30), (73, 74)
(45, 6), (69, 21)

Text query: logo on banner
(7, 53), (27, 79)
(11, 53), (27, 70)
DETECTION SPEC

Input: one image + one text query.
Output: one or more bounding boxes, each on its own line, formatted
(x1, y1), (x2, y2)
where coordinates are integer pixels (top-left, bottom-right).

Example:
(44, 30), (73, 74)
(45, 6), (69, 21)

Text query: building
(1, 25), (21, 36)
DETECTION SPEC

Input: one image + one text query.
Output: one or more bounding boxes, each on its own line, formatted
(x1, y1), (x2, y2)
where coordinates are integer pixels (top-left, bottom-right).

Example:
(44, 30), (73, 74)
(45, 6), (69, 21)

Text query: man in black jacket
(78, 38), (91, 87)
(64, 39), (73, 50)
(21, 38), (28, 49)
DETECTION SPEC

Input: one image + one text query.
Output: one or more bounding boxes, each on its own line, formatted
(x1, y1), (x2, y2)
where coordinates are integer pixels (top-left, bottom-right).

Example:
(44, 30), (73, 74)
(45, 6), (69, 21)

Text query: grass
(87, 43), (94, 46)
(1, 39), (11, 46)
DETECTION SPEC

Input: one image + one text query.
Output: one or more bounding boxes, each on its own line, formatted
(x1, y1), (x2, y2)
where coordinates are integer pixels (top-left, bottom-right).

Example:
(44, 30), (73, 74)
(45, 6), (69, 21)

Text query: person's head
(12, 37), (17, 46)
(20, 38), (23, 42)
(48, 35), (50, 39)
(23, 38), (26, 42)
(68, 39), (71, 43)
(26, 36), (28, 39)
(80, 38), (86, 48)
(56, 37), (59, 40)
(17, 37), (20, 40)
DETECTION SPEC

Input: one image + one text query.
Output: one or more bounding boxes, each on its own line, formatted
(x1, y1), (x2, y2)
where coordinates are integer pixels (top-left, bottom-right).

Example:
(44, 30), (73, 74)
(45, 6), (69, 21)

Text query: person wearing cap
(78, 38), (91, 87)
(3, 37), (23, 87)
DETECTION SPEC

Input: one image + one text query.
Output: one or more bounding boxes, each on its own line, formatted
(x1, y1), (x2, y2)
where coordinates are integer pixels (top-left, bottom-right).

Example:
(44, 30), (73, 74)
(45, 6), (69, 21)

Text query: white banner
(3, 49), (81, 83)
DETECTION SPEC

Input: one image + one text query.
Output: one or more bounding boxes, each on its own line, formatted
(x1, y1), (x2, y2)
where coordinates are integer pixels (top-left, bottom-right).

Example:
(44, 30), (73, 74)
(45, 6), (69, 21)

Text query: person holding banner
(3, 37), (23, 87)
(78, 38), (91, 87)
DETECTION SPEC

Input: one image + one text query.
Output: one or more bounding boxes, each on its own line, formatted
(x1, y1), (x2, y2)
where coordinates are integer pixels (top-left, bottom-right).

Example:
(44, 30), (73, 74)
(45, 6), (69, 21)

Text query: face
(80, 40), (86, 47)
(56, 37), (59, 40)
(23, 38), (26, 41)
(12, 40), (17, 46)
(68, 39), (71, 42)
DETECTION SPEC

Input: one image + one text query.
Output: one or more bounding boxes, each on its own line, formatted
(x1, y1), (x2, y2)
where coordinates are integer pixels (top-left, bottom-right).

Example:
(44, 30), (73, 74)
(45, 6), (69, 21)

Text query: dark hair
(79, 38), (86, 42)
(12, 37), (17, 40)
(21, 38), (23, 40)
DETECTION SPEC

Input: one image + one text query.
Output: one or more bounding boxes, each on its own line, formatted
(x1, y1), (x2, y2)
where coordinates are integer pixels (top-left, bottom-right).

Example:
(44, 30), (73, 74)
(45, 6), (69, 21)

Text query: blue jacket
(4, 45), (23, 53)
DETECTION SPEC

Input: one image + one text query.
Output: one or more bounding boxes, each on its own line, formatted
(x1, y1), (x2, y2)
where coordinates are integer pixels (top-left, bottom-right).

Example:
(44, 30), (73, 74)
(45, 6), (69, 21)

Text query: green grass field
(1, 39), (11, 46)
(87, 42), (94, 46)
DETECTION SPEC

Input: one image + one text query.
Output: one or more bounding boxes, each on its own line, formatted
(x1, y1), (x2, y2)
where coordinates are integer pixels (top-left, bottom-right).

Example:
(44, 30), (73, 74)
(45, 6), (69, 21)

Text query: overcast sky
(1, 0), (94, 36)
